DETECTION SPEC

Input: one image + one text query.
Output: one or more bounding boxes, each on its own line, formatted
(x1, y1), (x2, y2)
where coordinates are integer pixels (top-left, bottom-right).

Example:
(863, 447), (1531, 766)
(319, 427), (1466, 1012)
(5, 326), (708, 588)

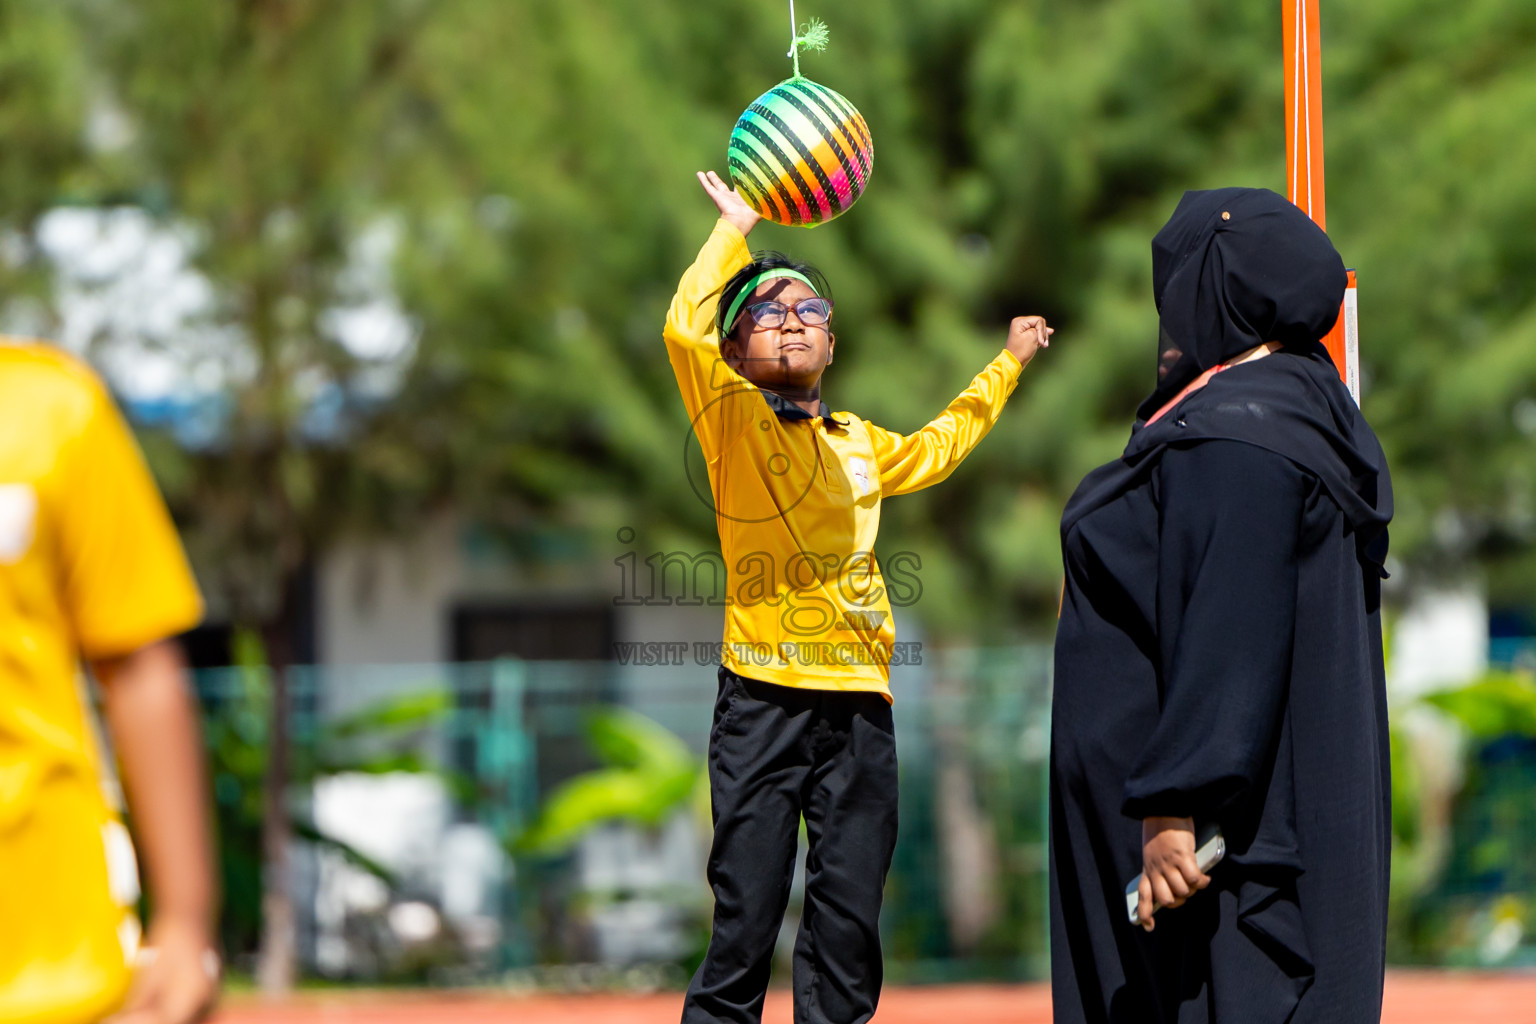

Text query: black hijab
(1063, 187), (1391, 570)
(1141, 187), (1347, 420)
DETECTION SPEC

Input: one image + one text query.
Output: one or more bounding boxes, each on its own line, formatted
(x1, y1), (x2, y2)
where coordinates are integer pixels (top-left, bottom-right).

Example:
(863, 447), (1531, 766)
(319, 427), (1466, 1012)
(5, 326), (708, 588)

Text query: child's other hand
(698, 170), (761, 238)
(1006, 315), (1053, 366)
(1136, 816), (1211, 932)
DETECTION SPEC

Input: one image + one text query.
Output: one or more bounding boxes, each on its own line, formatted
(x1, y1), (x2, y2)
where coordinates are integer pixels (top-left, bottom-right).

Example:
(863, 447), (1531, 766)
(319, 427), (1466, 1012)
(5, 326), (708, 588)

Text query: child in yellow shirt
(0, 343), (216, 1024)
(669, 171), (1051, 1024)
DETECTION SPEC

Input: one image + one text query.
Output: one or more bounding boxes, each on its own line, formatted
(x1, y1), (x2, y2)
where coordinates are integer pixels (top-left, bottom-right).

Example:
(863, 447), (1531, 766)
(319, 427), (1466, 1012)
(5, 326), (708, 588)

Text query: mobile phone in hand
(1124, 824), (1225, 924)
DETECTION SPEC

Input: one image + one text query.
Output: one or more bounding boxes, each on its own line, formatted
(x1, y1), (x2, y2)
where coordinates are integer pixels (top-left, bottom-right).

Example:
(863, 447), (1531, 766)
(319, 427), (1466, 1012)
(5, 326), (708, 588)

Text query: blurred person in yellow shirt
(0, 341), (217, 1024)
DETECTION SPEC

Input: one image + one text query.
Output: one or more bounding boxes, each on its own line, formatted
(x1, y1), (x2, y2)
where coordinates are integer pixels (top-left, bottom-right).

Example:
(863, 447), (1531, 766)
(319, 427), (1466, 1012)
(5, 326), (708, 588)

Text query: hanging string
(787, 0), (797, 67)
(786, 0), (829, 81)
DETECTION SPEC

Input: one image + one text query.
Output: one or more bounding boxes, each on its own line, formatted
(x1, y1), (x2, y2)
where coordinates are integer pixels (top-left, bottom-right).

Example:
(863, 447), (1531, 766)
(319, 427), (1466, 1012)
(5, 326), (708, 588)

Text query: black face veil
(1139, 187), (1347, 421)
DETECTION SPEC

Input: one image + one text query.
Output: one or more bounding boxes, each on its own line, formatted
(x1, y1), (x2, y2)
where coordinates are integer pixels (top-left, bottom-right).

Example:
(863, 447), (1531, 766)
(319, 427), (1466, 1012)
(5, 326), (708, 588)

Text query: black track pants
(681, 667), (900, 1024)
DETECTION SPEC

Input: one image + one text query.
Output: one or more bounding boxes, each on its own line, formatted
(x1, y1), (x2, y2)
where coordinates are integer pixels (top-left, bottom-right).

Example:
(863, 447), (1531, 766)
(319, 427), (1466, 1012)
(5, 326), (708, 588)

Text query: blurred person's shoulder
(0, 337), (113, 429)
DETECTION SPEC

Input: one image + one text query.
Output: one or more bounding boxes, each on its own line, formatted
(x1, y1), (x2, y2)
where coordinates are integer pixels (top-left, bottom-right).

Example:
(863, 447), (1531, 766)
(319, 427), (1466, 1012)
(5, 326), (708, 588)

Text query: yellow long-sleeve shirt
(664, 220), (1023, 699)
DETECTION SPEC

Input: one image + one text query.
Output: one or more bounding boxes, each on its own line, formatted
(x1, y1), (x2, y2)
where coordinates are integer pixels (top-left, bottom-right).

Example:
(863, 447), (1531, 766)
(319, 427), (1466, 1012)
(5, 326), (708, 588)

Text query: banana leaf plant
(198, 663), (461, 964)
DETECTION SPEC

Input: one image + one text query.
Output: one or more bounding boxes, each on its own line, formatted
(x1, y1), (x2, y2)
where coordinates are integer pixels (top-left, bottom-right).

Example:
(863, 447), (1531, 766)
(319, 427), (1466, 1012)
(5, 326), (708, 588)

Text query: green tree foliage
(21, 0), (1526, 642)
(382, 0), (1536, 632)
(66, 0), (456, 625)
(0, 1), (90, 317)
(1325, 1), (1536, 598)
(376, 0), (1289, 631)
(56, 0), (469, 990)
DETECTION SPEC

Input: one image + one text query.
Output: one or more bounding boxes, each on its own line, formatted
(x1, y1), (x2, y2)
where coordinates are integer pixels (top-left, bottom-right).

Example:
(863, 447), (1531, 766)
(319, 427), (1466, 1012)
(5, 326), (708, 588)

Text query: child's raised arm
(661, 173), (762, 462)
(869, 316), (1053, 497)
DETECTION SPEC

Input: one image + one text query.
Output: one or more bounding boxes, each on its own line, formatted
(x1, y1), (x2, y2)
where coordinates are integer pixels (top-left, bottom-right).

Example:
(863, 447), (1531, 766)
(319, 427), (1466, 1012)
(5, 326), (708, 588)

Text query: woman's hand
(1006, 315), (1053, 366)
(1136, 816), (1211, 932)
(698, 170), (761, 238)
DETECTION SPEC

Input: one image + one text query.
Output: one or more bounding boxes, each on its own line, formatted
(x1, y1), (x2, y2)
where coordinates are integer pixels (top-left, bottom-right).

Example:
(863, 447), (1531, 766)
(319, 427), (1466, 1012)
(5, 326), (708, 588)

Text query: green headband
(720, 269), (821, 336)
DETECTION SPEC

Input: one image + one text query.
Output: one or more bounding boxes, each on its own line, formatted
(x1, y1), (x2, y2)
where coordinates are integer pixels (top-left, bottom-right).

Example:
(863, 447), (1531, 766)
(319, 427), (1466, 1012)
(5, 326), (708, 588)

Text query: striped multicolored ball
(727, 77), (874, 228)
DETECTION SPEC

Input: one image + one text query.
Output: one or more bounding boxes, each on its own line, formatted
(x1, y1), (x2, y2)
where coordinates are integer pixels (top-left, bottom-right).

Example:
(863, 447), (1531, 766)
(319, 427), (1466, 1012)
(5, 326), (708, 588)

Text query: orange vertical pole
(1284, 0), (1358, 400)
(1284, 0), (1326, 228)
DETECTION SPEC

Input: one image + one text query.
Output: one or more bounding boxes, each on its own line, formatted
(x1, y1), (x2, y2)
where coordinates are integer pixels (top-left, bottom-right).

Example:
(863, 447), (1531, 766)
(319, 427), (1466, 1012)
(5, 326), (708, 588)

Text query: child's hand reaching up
(698, 170), (761, 239)
(1007, 316), (1054, 366)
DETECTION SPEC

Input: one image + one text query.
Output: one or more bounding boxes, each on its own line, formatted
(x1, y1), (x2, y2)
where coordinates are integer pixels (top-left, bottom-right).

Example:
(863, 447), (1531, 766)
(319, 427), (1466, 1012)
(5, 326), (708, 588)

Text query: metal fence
(194, 647), (1055, 985)
(193, 648), (1536, 984)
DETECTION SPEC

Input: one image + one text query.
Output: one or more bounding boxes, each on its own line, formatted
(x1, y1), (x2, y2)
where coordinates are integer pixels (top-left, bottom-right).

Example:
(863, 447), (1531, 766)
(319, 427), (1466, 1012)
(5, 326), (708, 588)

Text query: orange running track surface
(214, 972), (1536, 1024)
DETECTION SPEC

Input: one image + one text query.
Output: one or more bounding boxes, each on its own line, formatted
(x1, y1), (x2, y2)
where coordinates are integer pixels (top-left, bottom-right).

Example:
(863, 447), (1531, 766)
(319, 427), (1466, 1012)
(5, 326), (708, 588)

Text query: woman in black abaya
(1049, 187), (1393, 1024)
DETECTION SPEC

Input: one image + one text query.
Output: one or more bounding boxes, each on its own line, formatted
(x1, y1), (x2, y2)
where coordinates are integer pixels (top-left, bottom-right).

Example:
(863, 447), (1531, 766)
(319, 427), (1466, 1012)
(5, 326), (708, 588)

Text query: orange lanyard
(1143, 362), (1233, 428)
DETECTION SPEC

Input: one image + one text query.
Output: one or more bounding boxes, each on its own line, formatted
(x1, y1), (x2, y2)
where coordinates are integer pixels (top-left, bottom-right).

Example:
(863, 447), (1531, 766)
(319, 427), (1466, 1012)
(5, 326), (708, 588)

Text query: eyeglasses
(743, 297), (834, 329)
